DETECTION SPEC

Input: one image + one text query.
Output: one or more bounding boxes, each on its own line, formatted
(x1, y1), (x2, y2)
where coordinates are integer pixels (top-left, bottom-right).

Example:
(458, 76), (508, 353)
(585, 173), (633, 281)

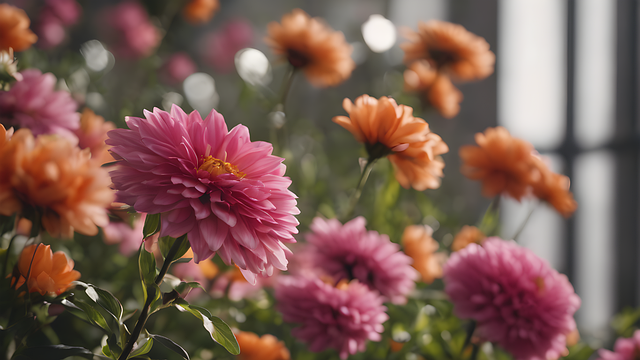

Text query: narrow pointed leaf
(129, 336), (153, 359)
(69, 299), (113, 334)
(142, 213), (161, 239)
(77, 282), (123, 321)
(174, 299), (239, 355)
(151, 334), (190, 360)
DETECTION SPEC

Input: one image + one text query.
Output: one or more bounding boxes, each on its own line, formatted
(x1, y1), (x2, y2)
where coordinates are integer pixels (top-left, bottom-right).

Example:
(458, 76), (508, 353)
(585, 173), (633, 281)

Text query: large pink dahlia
(443, 238), (580, 360)
(275, 276), (388, 359)
(596, 330), (640, 360)
(0, 69), (79, 143)
(303, 217), (417, 304)
(106, 105), (299, 283)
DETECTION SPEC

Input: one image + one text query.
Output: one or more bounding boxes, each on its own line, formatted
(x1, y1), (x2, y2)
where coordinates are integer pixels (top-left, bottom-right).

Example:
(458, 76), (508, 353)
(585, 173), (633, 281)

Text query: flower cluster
(334, 94), (449, 191)
(235, 331), (290, 360)
(0, 69), (80, 143)
(102, 2), (160, 59)
(401, 224), (445, 283)
(459, 126), (578, 217)
(0, 125), (113, 238)
(303, 217), (417, 304)
(35, 0), (81, 49)
(401, 20), (495, 118)
(444, 238), (580, 360)
(13, 244), (80, 296)
(266, 9), (355, 87)
(107, 105), (299, 283)
(597, 330), (640, 360)
(0, 4), (38, 52)
(275, 276), (388, 360)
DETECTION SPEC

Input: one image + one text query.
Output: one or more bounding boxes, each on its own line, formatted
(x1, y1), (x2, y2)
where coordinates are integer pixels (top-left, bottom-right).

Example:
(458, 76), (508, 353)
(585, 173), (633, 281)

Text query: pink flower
(103, 2), (160, 59)
(161, 52), (197, 85)
(0, 69), (79, 143)
(443, 238), (581, 360)
(596, 330), (640, 360)
(44, 0), (81, 26)
(302, 217), (417, 304)
(200, 18), (253, 72)
(36, 12), (65, 49)
(275, 276), (388, 359)
(35, 0), (81, 49)
(106, 105), (299, 283)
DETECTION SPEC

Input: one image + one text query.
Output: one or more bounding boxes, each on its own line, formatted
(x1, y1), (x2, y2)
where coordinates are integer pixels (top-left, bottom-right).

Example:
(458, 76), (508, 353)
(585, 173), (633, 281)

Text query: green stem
(470, 343), (480, 360)
(343, 158), (377, 220)
(118, 234), (187, 360)
(278, 66), (296, 111)
(511, 204), (537, 241)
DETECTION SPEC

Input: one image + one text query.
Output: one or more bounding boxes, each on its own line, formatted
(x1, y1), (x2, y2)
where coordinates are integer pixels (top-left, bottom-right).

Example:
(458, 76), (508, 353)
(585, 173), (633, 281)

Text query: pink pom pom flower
(106, 105), (299, 283)
(275, 276), (388, 359)
(303, 217), (417, 304)
(0, 69), (79, 143)
(597, 330), (640, 360)
(443, 238), (581, 360)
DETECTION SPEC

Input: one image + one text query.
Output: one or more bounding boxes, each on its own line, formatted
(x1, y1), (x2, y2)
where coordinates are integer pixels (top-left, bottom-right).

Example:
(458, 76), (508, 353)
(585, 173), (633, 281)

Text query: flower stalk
(118, 234), (187, 360)
(343, 158), (377, 220)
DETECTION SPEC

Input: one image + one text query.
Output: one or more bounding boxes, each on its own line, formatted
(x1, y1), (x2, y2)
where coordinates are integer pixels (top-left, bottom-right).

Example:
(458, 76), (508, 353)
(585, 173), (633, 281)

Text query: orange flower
(531, 156), (577, 218)
(451, 225), (485, 252)
(0, 4), (38, 52)
(75, 108), (115, 165)
(401, 225), (444, 283)
(333, 95), (448, 190)
(265, 9), (355, 87)
(459, 127), (538, 200)
(235, 331), (290, 360)
(404, 61), (463, 119)
(182, 0), (219, 25)
(13, 244), (80, 296)
(0, 126), (114, 238)
(401, 20), (494, 81)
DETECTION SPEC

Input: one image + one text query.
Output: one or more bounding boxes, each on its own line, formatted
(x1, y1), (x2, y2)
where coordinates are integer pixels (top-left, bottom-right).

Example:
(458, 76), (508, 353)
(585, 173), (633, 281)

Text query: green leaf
(172, 257), (193, 264)
(151, 334), (190, 360)
(174, 281), (205, 295)
(158, 235), (191, 261)
(129, 336), (153, 359)
(138, 245), (157, 302)
(174, 299), (239, 355)
(65, 299), (112, 334)
(102, 344), (114, 359)
(76, 282), (124, 322)
(13, 344), (94, 359)
(142, 213), (161, 239)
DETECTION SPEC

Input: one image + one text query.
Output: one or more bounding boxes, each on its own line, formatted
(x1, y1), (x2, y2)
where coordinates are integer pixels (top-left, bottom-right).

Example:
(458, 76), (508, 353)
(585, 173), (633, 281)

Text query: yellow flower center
(198, 156), (246, 178)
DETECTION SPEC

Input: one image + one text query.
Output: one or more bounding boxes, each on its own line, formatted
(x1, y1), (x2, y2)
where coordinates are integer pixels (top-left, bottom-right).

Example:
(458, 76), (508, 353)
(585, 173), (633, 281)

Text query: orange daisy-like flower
(401, 20), (494, 82)
(404, 61), (463, 119)
(531, 156), (577, 218)
(459, 127), (538, 200)
(182, 0), (219, 25)
(0, 125), (114, 238)
(401, 225), (444, 284)
(451, 225), (485, 252)
(333, 95), (449, 191)
(235, 331), (290, 360)
(75, 108), (115, 165)
(0, 4), (38, 52)
(13, 244), (80, 296)
(265, 9), (355, 87)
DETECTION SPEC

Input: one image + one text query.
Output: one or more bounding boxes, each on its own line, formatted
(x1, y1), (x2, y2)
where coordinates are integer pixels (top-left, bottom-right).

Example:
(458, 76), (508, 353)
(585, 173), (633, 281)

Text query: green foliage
(141, 214), (161, 239)
(173, 299), (240, 355)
